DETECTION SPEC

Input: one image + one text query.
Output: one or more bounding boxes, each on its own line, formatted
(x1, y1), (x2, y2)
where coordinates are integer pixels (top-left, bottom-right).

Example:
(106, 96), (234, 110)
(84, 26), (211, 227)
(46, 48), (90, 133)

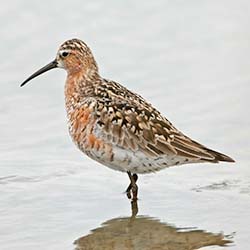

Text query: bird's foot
(126, 173), (138, 201)
(126, 184), (138, 201)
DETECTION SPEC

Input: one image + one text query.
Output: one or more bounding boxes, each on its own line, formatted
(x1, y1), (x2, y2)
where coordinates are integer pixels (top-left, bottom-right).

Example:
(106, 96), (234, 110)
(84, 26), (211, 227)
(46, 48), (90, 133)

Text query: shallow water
(1, 0), (250, 249)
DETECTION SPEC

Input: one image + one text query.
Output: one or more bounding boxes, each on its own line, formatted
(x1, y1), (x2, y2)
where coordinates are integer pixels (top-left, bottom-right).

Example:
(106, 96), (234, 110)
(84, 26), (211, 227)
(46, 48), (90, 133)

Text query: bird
(21, 38), (235, 201)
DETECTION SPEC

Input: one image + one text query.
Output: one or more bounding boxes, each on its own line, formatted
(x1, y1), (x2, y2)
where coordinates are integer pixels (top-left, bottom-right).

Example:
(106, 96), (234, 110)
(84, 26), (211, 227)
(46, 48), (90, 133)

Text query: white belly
(86, 144), (194, 174)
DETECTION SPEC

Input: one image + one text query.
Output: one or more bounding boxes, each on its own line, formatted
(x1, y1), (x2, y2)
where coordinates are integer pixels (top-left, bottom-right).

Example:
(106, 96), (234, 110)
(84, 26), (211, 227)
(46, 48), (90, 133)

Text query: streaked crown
(58, 39), (90, 57)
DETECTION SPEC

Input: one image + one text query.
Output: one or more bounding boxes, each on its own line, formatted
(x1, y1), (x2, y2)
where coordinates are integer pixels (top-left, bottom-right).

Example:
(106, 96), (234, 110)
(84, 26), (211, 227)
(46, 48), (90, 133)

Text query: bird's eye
(62, 51), (69, 57)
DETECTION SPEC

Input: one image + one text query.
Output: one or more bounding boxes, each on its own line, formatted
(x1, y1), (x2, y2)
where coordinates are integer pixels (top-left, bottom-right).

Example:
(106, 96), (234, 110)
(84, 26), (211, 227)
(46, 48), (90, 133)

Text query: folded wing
(92, 80), (234, 164)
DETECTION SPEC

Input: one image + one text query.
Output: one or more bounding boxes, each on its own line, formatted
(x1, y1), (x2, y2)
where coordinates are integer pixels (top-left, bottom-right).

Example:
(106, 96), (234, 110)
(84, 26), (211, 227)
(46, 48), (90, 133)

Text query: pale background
(0, 1), (249, 249)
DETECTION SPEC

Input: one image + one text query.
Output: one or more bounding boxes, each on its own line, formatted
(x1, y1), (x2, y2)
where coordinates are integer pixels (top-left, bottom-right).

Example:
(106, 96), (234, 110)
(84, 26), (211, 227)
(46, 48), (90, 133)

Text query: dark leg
(126, 173), (138, 195)
(131, 199), (138, 218)
(126, 172), (138, 198)
(126, 172), (138, 201)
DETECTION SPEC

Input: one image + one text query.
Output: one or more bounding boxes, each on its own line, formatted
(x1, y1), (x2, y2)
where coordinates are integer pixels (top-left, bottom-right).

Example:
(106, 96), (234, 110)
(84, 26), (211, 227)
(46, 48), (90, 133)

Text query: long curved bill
(20, 59), (58, 87)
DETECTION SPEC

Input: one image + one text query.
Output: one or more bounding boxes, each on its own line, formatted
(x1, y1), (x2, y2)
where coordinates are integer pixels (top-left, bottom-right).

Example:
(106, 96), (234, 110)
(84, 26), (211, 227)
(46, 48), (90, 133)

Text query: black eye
(62, 51), (69, 57)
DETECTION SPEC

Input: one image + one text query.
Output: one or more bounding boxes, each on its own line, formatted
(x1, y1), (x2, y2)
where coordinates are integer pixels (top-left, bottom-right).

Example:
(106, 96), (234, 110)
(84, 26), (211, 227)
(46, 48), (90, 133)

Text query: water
(1, 0), (250, 249)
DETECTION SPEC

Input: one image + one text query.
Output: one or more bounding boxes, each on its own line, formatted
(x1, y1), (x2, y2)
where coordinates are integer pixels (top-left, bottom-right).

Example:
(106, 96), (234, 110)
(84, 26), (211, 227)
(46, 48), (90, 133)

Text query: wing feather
(91, 79), (234, 163)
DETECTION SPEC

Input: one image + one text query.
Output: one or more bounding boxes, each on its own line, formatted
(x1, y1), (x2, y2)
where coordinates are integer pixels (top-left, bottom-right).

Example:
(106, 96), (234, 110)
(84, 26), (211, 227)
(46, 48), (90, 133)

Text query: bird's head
(20, 38), (98, 87)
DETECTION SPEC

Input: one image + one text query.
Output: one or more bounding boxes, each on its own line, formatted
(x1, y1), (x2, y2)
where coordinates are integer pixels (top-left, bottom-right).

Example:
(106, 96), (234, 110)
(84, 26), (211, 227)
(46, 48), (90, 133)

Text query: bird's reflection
(74, 201), (233, 250)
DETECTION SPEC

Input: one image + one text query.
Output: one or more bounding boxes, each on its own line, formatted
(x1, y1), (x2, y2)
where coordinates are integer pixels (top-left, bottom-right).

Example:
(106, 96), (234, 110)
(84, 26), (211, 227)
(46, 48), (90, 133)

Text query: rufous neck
(65, 68), (100, 101)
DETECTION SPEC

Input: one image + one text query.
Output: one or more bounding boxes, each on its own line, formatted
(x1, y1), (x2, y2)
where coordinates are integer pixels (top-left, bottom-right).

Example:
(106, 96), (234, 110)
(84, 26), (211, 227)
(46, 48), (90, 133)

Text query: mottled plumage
(21, 38), (234, 200)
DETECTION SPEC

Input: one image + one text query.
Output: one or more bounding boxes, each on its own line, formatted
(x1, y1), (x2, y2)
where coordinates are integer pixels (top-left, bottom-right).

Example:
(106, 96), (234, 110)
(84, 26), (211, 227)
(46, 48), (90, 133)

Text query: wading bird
(21, 39), (234, 201)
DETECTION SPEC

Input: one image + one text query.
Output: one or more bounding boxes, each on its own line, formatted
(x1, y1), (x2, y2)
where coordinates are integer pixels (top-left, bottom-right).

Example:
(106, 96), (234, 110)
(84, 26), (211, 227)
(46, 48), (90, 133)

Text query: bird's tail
(205, 148), (235, 163)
